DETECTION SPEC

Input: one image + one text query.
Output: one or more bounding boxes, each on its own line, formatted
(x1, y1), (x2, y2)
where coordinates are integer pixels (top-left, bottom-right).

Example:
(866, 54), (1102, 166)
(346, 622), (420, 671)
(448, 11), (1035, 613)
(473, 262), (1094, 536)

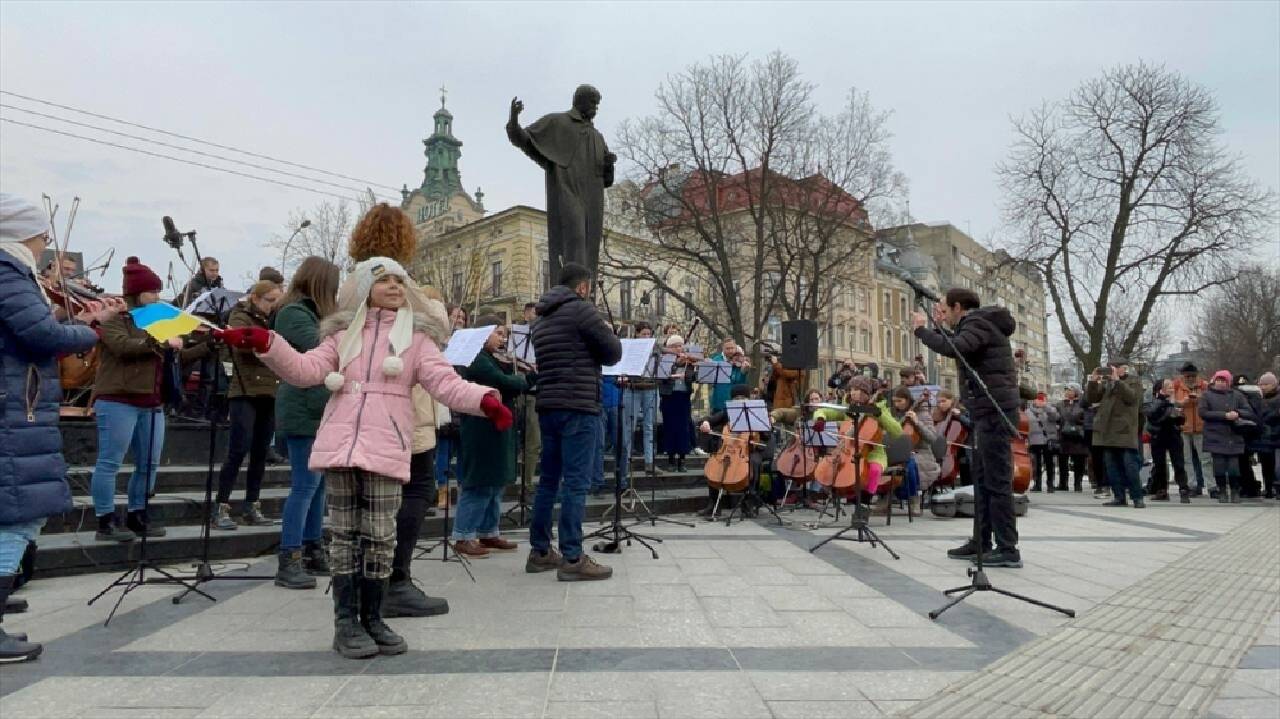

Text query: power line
(0, 89), (404, 193)
(1, 102), (388, 199)
(1, 116), (363, 203)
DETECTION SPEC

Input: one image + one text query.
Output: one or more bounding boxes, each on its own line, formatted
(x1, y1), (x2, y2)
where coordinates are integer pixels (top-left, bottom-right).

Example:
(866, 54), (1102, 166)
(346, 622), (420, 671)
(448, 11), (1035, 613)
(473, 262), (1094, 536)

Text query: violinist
(658, 334), (698, 473)
(697, 384), (756, 516)
(889, 386), (940, 514)
(708, 338), (749, 415)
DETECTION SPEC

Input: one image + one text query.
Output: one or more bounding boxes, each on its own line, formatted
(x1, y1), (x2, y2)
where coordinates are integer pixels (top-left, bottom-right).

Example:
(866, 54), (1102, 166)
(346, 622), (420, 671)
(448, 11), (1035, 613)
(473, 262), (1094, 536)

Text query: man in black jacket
(913, 288), (1023, 568)
(527, 263), (622, 581)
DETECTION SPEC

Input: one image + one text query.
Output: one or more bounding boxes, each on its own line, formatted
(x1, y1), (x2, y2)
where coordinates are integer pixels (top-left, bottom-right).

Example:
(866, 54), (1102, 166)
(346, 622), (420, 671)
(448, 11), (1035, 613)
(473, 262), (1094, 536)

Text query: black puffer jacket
(1144, 394), (1185, 448)
(914, 306), (1018, 419)
(531, 285), (622, 414)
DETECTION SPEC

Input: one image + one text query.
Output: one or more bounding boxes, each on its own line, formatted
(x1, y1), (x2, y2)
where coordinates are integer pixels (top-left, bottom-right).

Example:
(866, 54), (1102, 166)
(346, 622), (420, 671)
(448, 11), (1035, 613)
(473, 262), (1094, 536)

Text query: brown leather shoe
(526, 548), (562, 573)
(557, 553), (613, 582)
(479, 537), (518, 552)
(452, 540), (490, 559)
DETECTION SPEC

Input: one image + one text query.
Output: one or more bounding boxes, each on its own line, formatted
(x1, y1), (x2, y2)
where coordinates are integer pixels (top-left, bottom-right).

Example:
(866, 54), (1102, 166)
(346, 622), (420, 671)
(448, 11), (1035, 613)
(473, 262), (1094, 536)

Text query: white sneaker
(692, 447), (708, 456)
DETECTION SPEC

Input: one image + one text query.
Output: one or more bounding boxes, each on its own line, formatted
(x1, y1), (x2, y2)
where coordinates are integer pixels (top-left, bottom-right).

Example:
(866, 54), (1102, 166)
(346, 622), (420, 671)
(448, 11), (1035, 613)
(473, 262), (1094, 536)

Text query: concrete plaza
(1, 492), (1276, 718)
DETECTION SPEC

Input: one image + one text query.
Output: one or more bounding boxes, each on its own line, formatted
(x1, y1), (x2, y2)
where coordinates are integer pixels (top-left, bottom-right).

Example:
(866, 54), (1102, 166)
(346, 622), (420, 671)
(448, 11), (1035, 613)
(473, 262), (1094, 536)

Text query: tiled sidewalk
(0, 493), (1275, 718)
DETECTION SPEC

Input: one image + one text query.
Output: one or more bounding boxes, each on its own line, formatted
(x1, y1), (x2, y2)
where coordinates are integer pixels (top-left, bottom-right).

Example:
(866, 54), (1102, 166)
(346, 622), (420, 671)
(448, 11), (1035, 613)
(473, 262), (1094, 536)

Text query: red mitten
(813, 417), (826, 433)
(480, 393), (513, 432)
(213, 326), (272, 353)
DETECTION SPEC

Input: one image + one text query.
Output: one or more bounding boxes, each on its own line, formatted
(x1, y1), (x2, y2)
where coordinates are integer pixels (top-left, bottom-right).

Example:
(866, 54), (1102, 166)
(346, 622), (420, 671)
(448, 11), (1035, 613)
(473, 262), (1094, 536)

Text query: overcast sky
(2, 1), (1277, 323)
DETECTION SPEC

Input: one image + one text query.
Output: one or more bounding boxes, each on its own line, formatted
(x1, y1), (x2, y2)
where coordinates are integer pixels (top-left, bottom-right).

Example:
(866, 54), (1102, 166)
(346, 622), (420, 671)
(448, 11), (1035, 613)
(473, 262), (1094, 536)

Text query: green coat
(459, 350), (529, 489)
(1085, 374), (1142, 449)
(225, 304), (279, 398)
(272, 299), (329, 437)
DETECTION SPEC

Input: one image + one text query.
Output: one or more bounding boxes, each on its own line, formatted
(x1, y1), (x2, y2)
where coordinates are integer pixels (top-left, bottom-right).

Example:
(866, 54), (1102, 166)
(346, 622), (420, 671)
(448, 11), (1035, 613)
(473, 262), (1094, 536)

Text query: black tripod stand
(415, 449), (475, 582)
(588, 378), (661, 558)
(907, 291), (1075, 621)
(88, 407), (213, 625)
(808, 410), (899, 559)
(172, 305), (274, 604)
(501, 391), (533, 528)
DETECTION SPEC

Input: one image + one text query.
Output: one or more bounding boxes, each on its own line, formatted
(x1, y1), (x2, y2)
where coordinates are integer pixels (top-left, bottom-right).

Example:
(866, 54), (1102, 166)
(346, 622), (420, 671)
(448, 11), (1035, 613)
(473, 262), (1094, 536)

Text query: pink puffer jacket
(258, 307), (493, 482)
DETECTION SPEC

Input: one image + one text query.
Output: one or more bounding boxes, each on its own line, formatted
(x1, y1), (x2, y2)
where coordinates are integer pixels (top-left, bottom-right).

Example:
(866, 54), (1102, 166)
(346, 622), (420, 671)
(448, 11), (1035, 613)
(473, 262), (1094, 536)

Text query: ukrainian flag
(130, 302), (202, 343)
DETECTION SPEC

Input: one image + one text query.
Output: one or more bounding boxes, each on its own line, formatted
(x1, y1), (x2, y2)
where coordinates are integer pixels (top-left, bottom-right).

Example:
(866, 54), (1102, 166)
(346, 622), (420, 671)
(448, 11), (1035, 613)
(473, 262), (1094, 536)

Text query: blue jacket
(0, 249), (99, 524)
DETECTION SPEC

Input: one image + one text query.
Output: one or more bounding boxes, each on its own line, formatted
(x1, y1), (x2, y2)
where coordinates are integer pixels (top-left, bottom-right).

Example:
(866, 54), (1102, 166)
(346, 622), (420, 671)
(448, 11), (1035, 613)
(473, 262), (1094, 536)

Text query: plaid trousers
(326, 468), (403, 579)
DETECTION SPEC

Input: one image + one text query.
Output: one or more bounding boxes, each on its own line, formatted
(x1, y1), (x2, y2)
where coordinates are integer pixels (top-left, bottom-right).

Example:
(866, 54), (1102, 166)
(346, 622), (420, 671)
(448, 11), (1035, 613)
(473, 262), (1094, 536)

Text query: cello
(775, 420), (817, 481)
(1010, 350), (1033, 494)
(812, 411), (884, 495)
(934, 409), (969, 486)
(703, 425), (751, 493)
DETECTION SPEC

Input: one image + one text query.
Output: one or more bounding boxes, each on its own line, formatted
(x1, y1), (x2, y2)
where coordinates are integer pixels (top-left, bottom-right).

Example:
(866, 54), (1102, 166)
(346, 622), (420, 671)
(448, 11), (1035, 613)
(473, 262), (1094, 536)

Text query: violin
(703, 425), (751, 493)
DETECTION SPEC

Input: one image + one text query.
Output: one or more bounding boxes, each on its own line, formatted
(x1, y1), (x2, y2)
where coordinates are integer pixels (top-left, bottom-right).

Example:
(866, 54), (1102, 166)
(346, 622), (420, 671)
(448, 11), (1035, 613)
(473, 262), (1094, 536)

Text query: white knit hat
(0, 193), (49, 243)
(335, 257), (416, 375)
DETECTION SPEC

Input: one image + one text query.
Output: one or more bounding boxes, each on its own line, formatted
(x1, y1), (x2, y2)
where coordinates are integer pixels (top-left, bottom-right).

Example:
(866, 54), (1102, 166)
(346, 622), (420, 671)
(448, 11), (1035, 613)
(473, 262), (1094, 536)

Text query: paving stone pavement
(0, 492), (1275, 718)
(902, 509), (1280, 719)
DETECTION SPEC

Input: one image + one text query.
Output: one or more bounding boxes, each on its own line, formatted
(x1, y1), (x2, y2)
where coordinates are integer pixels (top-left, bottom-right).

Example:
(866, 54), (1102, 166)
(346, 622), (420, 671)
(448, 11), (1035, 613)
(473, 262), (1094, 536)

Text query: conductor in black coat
(913, 288), (1023, 568)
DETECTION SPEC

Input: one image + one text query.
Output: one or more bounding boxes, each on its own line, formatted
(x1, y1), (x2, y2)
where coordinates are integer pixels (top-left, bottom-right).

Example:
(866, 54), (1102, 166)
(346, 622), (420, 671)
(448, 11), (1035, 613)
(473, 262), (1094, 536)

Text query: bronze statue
(507, 85), (616, 282)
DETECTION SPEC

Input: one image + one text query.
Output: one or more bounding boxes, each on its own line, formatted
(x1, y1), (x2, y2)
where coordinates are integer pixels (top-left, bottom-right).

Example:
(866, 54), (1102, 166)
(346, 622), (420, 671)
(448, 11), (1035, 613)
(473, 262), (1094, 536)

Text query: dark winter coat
(271, 298), (329, 437)
(1238, 388), (1271, 453)
(530, 285), (622, 415)
(459, 349), (529, 489)
(1086, 374), (1143, 449)
(1055, 399), (1089, 456)
(913, 306), (1019, 419)
(1198, 387), (1257, 456)
(1144, 395), (1185, 449)
(225, 303), (279, 398)
(0, 248), (99, 525)
(1260, 389), (1280, 450)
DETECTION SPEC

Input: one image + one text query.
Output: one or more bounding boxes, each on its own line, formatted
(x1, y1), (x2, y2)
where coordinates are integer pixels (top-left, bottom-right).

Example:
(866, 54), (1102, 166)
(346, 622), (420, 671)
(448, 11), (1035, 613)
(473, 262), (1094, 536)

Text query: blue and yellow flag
(130, 302), (202, 343)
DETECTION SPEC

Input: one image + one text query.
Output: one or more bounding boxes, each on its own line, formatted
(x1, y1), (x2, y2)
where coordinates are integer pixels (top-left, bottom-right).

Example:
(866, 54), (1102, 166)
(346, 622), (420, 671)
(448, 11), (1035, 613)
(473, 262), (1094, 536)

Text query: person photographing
(912, 288), (1023, 569)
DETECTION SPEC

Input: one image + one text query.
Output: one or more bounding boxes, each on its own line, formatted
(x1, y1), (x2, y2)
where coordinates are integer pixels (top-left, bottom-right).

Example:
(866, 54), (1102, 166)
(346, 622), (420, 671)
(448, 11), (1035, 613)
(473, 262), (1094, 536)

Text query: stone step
(47, 472), (714, 535)
(31, 489), (711, 578)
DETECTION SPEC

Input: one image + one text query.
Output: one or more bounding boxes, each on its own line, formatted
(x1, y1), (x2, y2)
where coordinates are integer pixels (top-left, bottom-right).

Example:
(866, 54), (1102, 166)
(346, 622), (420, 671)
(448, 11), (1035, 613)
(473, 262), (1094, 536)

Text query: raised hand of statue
(509, 97), (524, 125)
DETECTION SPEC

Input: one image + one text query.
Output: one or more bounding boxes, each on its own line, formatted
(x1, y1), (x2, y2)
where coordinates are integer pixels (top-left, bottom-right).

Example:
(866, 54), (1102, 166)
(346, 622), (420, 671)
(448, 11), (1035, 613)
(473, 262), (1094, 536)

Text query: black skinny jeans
(1086, 430), (1109, 491)
(392, 449), (437, 582)
(1057, 452), (1086, 490)
(1030, 445), (1055, 489)
(1150, 438), (1188, 495)
(1211, 453), (1243, 493)
(216, 396), (275, 505)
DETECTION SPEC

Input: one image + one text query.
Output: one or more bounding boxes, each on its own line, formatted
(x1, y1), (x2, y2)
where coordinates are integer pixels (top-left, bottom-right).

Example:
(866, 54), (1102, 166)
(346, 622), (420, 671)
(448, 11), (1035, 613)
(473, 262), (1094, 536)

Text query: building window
(860, 328), (871, 353)
(884, 328), (893, 358)
(620, 279), (633, 319)
(838, 325), (846, 350)
(899, 297), (908, 323)
(451, 271), (463, 303)
(882, 291), (892, 319)
(541, 260), (550, 293)
(683, 291), (694, 321)
(858, 290), (868, 313)
(901, 333), (910, 361)
(491, 261), (502, 297)
(655, 289), (666, 318)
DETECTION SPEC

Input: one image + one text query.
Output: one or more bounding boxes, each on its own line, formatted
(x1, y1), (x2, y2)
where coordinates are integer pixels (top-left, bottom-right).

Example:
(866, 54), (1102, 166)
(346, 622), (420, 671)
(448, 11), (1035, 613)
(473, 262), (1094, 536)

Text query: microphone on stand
(162, 215), (186, 262)
(898, 270), (940, 303)
(99, 247), (115, 277)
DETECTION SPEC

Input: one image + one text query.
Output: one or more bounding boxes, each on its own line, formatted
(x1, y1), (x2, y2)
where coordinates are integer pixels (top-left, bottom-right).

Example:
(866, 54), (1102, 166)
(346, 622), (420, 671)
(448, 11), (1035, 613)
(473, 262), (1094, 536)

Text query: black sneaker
(946, 539), (990, 561)
(973, 547), (1023, 568)
(1132, 498), (1146, 509)
(0, 628), (41, 664)
(1103, 498), (1128, 507)
(126, 509), (166, 538)
(95, 514), (136, 543)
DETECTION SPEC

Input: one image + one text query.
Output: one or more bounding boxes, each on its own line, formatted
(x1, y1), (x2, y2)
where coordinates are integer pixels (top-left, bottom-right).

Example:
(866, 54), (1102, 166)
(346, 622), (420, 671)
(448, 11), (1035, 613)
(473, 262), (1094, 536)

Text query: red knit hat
(122, 256), (162, 295)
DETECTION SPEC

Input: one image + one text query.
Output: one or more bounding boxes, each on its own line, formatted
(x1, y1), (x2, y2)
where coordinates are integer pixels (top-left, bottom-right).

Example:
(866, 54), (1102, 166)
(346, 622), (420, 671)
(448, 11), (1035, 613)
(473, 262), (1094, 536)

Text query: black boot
(302, 541), (330, 576)
(359, 577), (407, 655)
(1180, 489), (1191, 504)
(331, 575), (377, 659)
(126, 509), (166, 538)
(1216, 478), (1230, 503)
(382, 577), (449, 618)
(95, 513), (136, 543)
(274, 549), (316, 590)
(0, 575), (40, 664)
(1031, 481), (1041, 492)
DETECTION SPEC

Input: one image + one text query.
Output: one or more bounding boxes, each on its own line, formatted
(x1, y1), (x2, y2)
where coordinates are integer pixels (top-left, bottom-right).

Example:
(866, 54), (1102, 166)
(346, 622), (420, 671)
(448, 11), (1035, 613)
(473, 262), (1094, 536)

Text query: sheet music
(696, 360), (733, 385)
(442, 325), (497, 367)
(603, 338), (658, 377)
(508, 323), (536, 365)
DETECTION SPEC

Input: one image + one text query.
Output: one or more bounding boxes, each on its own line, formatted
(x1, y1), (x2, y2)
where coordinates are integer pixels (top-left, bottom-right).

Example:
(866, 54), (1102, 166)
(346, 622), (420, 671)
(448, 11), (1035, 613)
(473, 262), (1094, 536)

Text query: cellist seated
(695, 384), (757, 518)
(842, 377), (903, 504)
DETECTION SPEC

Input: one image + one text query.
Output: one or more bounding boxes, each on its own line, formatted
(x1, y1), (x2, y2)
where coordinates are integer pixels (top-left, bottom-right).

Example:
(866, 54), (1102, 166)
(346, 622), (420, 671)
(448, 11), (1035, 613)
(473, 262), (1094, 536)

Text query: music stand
(695, 360), (733, 387)
(501, 325), (536, 528)
(808, 408), (900, 560)
(721, 400), (785, 526)
(587, 339), (662, 558)
(415, 443), (476, 582)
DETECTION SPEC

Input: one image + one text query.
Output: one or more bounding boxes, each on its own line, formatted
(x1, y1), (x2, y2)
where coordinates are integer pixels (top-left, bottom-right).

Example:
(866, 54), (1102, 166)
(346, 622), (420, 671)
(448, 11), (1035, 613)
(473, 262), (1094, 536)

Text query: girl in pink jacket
(218, 256), (511, 660)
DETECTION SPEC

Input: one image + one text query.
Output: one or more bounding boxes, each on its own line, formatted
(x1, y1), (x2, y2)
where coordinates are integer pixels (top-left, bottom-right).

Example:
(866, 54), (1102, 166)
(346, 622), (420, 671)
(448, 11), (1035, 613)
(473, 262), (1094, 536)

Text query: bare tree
(1194, 266), (1280, 379)
(417, 231), (490, 315)
(1099, 301), (1170, 378)
(1000, 61), (1276, 372)
(268, 200), (355, 275)
(603, 52), (902, 357)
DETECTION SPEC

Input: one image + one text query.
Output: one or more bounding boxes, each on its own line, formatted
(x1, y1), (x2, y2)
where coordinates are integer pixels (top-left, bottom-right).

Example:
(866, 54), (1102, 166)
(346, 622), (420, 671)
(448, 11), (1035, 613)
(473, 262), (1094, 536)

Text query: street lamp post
(279, 219), (312, 271)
